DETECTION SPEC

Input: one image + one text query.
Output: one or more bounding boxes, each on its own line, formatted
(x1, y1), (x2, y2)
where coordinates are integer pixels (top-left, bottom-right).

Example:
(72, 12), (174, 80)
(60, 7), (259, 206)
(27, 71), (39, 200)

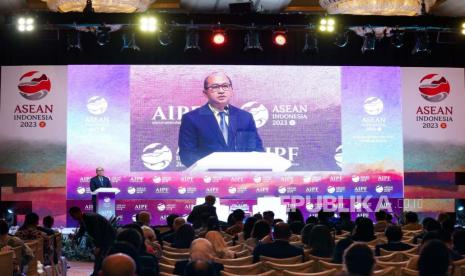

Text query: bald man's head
(99, 253), (136, 276)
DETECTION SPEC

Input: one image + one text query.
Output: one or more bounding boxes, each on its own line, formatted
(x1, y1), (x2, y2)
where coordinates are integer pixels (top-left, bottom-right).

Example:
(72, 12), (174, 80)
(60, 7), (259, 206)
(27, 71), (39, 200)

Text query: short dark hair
(452, 228), (465, 255)
(0, 219), (9, 235)
(232, 209), (245, 222)
(385, 225), (402, 242)
(24, 212), (39, 226)
(405, 212), (419, 224)
(344, 243), (375, 276)
(418, 240), (450, 276)
(205, 195), (216, 206)
(43, 216), (54, 228)
(69, 206), (82, 215)
(375, 210), (387, 221)
(116, 228), (143, 252)
(166, 214), (179, 229)
(251, 220), (271, 240)
(273, 222), (291, 240)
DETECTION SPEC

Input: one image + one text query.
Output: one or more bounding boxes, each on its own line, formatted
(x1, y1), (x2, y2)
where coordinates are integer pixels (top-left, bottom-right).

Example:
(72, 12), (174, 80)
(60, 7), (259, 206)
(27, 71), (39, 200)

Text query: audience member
(252, 222), (304, 262)
(402, 212), (422, 231)
(332, 238), (354, 264)
(141, 225), (162, 258)
(243, 216), (258, 240)
(418, 240), (450, 276)
(159, 214), (179, 244)
(39, 215), (56, 235)
(187, 195), (217, 229)
(225, 209), (245, 236)
(351, 217), (376, 242)
(307, 225), (335, 258)
(336, 212), (355, 233)
(301, 223), (315, 246)
(263, 211), (275, 225)
(374, 210), (389, 232)
(99, 253), (136, 276)
(0, 219), (34, 272)
(244, 220), (271, 248)
(163, 217), (186, 244)
(205, 231), (235, 259)
(174, 238), (223, 275)
(172, 224), (195, 249)
(343, 243), (375, 276)
(375, 225), (413, 256)
(287, 208), (305, 224)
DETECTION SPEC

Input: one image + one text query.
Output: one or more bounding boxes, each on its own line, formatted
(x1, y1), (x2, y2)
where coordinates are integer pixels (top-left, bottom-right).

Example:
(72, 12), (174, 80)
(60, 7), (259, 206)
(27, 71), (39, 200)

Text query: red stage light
(212, 32), (226, 45)
(273, 32), (287, 46)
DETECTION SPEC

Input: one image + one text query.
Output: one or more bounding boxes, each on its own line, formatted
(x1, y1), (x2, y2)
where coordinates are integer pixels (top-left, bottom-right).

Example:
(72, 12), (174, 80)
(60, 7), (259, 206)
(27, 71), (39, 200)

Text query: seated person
(0, 219), (34, 273)
(375, 225), (413, 256)
(418, 240), (450, 276)
(343, 243), (375, 276)
(252, 222), (304, 263)
(174, 238), (224, 275)
(402, 212), (422, 231)
(171, 224), (195, 249)
(99, 253), (137, 276)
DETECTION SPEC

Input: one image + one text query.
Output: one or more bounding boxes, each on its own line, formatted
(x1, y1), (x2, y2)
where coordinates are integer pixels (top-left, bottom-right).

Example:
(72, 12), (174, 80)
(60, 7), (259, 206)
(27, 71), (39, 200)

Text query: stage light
(67, 31), (82, 52)
(244, 28), (263, 52)
(185, 28), (201, 52)
(412, 30), (431, 55)
(319, 17), (335, 33)
(121, 33), (140, 52)
(7, 209), (13, 214)
(212, 30), (226, 45)
(458, 206), (464, 212)
(139, 16), (157, 33)
(361, 31), (376, 53)
(334, 31), (349, 47)
(95, 26), (111, 46)
(390, 29), (405, 48)
(461, 22), (465, 35)
(302, 31), (318, 54)
(17, 16), (35, 32)
(273, 31), (287, 46)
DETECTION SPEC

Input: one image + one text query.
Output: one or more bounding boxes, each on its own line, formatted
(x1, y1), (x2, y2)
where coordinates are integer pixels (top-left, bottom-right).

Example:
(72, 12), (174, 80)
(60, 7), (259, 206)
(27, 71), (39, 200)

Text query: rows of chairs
(0, 232), (65, 276)
(156, 229), (465, 276)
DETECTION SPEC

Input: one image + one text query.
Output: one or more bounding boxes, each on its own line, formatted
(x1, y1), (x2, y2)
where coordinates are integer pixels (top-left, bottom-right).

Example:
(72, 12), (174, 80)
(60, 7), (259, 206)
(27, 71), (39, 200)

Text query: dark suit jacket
(76, 213), (116, 249)
(178, 104), (264, 167)
(253, 240), (305, 263)
(90, 175), (112, 205)
(187, 203), (217, 229)
(174, 260), (223, 276)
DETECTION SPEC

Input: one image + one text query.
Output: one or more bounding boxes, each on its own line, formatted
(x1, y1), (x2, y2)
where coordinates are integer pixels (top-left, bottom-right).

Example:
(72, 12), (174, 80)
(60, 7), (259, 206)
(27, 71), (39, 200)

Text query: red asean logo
(418, 74), (450, 103)
(17, 71), (51, 101)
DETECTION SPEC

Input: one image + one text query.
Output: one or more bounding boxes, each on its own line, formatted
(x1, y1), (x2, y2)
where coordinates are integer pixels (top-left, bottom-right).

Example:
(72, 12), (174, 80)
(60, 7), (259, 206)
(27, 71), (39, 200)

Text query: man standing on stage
(178, 72), (264, 167)
(90, 167), (112, 212)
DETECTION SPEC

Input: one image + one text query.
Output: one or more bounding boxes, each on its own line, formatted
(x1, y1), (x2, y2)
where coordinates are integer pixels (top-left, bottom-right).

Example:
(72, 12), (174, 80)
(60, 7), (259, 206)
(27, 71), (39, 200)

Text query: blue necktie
(219, 111), (228, 145)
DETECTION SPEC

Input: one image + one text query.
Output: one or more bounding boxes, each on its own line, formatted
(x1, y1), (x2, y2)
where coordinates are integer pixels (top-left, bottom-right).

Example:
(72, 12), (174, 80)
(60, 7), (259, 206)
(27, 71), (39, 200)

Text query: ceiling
(1, 0), (464, 16)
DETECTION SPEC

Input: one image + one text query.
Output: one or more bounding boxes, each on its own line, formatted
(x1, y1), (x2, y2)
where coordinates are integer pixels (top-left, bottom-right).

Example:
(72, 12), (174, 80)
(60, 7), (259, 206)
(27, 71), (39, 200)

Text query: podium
(186, 152), (292, 172)
(91, 188), (120, 219)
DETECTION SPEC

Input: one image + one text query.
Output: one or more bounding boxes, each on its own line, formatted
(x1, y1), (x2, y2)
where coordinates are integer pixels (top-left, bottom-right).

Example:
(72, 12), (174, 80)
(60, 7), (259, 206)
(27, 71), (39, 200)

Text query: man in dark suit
(375, 225), (413, 256)
(178, 72), (264, 168)
(253, 222), (304, 263)
(187, 195), (217, 229)
(90, 167), (112, 212)
(69, 206), (116, 276)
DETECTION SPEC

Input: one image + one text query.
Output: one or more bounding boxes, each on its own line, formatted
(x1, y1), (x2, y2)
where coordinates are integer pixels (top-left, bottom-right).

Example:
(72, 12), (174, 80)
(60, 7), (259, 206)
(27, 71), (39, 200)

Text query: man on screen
(90, 167), (112, 212)
(178, 72), (264, 167)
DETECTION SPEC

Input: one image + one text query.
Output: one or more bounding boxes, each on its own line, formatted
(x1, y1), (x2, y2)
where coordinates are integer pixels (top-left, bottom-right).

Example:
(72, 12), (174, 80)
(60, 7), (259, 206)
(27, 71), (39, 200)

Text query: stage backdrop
(4, 65), (465, 226)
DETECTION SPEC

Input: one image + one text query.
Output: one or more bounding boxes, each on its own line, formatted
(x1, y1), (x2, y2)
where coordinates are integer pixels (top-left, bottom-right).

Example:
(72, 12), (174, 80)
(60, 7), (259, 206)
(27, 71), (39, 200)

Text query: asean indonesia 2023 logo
(17, 71), (51, 101)
(419, 74), (450, 103)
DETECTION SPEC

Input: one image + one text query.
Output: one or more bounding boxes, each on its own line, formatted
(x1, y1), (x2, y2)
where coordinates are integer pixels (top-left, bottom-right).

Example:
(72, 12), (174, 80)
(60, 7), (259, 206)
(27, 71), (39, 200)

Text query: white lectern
(91, 188), (120, 219)
(185, 152), (292, 172)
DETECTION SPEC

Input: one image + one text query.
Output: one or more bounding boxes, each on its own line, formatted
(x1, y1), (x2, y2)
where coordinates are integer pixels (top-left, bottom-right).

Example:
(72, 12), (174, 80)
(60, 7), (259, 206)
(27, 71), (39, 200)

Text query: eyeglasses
(206, 83), (232, 91)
